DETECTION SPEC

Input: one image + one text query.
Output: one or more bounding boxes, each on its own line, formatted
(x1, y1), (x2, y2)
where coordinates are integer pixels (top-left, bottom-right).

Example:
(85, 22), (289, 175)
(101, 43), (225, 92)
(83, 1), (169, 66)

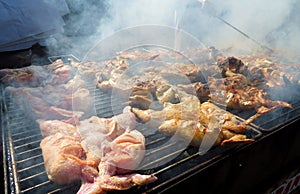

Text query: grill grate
(1, 85), (264, 194)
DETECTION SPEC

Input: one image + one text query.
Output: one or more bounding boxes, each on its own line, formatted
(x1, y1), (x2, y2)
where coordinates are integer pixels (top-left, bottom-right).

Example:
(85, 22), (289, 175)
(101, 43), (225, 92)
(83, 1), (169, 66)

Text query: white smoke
(101, 0), (300, 55)
(204, 0), (300, 55)
(97, 0), (191, 36)
(46, 0), (300, 58)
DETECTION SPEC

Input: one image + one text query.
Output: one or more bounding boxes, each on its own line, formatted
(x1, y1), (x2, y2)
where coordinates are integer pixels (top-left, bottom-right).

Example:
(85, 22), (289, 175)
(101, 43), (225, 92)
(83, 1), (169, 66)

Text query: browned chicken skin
(132, 91), (254, 147)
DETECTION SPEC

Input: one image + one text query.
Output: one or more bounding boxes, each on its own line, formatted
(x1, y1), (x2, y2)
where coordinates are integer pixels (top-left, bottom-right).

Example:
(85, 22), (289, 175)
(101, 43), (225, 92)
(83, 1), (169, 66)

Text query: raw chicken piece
(77, 130), (157, 194)
(98, 130), (146, 175)
(40, 107), (156, 193)
(33, 105), (84, 120)
(37, 119), (78, 137)
(40, 133), (87, 185)
(76, 173), (156, 194)
(96, 174), (157, 191)
(5, 74), (91, 120)
(0, 59), (72, 87)
(58, 87), (92, 112)
(63, 75), (87, 91)
(78, 106), (136, 166)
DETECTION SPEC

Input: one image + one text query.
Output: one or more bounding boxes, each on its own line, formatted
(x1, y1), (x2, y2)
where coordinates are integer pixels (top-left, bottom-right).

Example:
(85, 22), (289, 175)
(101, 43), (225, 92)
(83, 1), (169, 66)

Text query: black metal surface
(1, 84), (263, 194)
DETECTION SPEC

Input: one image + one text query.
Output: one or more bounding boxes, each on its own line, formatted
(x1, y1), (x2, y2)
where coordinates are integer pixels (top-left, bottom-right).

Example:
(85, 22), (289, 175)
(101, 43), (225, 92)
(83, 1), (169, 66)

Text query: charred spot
(228, 57), (238, 64)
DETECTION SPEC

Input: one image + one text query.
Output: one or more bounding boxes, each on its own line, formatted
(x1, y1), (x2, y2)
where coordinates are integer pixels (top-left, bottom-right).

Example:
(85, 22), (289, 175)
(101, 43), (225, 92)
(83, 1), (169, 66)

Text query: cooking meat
(98, 130), (146, 175)
(40, 133), (86, 185)
(158, 119), (221, 147)
(76, 130), (157, 194)
(177, 60), (292, 114)
(132, 88), (253, 147)
(0, 59), (72, 87)
(40, 106), (156, 193)
(75, 48), (214, 109)
(216, 56), (249, 77)
(182, 46), (222, 64)
(96, 173), (157, 191)
(5, 75), (91, 120)
(200, 76), (291, 110)
(34, 105), (84, 120)
(78, 106), (136, 166)
(6, 45), (300, 194)
(37, 119), (78, 137)
(240, 53), (300, 87)
(132, 92), (200, 126)
(200, 101), (248, 133)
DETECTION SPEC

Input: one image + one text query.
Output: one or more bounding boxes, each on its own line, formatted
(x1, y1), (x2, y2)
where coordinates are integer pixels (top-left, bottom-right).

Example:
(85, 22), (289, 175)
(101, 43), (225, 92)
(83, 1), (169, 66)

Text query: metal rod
(199, 0), (274, 53)
(214, 16), (274, 53)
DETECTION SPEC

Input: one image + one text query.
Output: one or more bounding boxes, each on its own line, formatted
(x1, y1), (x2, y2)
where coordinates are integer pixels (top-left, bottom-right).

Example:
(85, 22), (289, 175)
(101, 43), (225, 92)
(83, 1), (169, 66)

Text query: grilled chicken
(132, 92), (253, 147)
(132, 93), (201, 127)
(216, 56), (249, 77)
(240, 54), (300, 87)
(7, 48), (299, 194)
(180, 66), (292, 111)
(207, 72), (292, 110)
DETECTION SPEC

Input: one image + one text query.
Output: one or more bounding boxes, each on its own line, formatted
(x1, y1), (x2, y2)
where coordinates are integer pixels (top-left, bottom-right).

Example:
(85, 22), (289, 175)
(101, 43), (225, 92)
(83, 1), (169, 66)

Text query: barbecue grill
(2, 67), (300, 194)
(0, 78), (260, 193)
(1, 29), (300, 193)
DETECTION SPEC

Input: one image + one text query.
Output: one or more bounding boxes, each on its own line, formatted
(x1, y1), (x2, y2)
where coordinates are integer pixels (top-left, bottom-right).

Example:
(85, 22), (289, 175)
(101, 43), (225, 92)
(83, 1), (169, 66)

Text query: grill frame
(1, 83), (264, 194)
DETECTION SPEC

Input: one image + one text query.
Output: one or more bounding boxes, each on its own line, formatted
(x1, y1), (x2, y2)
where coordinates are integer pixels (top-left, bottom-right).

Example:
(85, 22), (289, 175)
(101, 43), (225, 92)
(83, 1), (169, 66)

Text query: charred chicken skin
(178, 56), (292, 114)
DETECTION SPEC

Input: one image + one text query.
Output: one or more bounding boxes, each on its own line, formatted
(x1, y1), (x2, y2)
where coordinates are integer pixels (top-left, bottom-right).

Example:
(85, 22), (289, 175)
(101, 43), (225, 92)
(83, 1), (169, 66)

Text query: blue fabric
(0, 0), (69, 51)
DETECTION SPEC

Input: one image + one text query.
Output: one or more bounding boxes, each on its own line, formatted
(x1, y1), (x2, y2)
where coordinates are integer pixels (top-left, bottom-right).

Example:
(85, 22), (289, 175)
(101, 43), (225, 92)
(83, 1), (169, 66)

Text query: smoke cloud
(45, 0), (300, 58)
